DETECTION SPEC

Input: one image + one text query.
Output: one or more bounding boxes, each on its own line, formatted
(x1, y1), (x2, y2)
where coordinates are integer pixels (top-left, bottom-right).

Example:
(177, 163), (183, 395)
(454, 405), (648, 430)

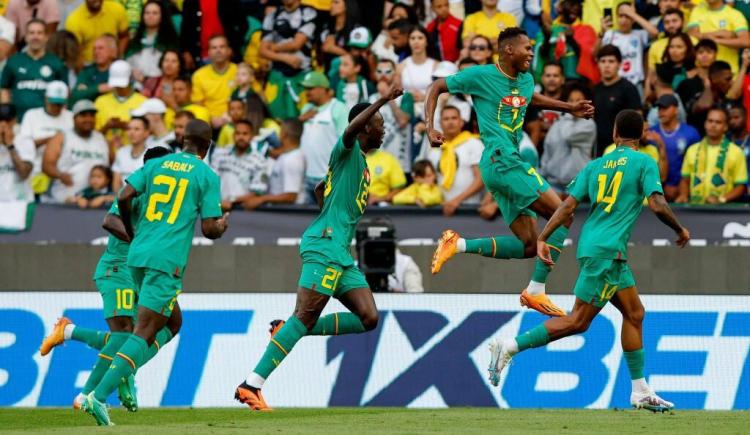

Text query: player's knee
(294, 309), (322, 330)
(359, 310), (379, 331)
(571, 316), (592, 334)
(626, 304), (645, 326)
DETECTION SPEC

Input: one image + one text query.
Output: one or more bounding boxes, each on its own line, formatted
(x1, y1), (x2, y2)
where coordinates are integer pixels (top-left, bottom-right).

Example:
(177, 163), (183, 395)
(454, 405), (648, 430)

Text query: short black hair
(458, 58), (477, 69)
(707, 106), (729, 122)
(498, 27), (527, 48)
(377, 58), (396, 68)
(614, 109), (644, 140)
(387, 18), (413, 34)
(281, 118), (303, 142)
(143, 146), (172, 163)
(695, 38), (718, 52)
(26, 18), (47, 31)
(543, 61), (563, 74)
(729, 102), (747, 115)
(597, 44), (622, 62)
(348, 102), (372, 122)
(90, 164), (112, 182)
(562, 81), (592, 101)
(663, 7), (684, 20)
(174, 75), (192, 86)
(412, 159), (436, 177)
(709, 60), (731, 76)
(441, 105), (462, 118)
(174, 110), (196, 120)
(234, 119), (254, 131)
(130, 116), (150, 129)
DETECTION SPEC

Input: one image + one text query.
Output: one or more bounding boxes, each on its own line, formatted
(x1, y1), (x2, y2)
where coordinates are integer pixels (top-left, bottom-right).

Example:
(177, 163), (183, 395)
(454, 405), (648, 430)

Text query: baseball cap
(108, 60), (132, 88)
(45, 81), (69, 104)
(132, 98), (167, 117)
(348, 26), (372, 49)
(301, 71), (330, 89)
(655, 94), (679, 108)
(0, 104), (16, 121)
(72, 99), (97, 116)
(432, 61), (458, 79)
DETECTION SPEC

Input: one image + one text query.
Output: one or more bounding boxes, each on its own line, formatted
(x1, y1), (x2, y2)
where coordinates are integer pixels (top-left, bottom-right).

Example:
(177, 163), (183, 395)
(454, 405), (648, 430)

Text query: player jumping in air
(424, 27), (595, 317)
(234, 83), (404, 411)
(40, 146), (176, 412)
(81, 120), (229, 425)
(488, 110), (690, 412)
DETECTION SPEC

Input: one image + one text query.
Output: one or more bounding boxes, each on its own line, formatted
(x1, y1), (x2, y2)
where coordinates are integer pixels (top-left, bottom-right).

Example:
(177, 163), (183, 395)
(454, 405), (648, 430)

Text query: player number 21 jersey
(125, 153), (222, 276)
(568, 146), (663, 261)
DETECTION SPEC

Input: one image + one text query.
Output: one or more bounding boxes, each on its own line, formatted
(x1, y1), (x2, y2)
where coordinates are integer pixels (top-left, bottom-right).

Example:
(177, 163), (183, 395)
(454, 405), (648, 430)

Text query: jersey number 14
(596, 171), (623, 213)
(145, 175), (190, 224)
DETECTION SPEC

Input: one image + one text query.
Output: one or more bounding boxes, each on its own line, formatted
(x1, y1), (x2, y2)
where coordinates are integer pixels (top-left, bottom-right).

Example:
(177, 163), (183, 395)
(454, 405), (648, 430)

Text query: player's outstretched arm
(648, 193), (690, 247)
(425, 78), (449, 147)
(201, 212), (230, 240)
(102, 213), (130, 242)
(117, 184), (138, 241)
(343, 84), (403, 148)
(531, 92), (594, 119)
(537, 195), (579, 266)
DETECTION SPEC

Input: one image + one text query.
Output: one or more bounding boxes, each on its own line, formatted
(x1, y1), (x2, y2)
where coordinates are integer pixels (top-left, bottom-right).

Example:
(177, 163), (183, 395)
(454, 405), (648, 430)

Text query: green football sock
(307, 312), (366, 336)
(93, 335), (148, 402)
(531, 226), (569, 283)
(81, 332), (130, 395)
(141, 327), (174, 366)
(515, 324), (550, 351)
(71, 326), (110, 350)
(465, 236), (525, 259)
(624, 349), (645, 380)
(253, 316), (307, 379)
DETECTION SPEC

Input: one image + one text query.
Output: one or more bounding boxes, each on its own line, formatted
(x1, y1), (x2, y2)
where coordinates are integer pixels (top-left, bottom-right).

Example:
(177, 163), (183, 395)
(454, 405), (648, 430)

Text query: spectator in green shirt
(70, 34), (117, 105)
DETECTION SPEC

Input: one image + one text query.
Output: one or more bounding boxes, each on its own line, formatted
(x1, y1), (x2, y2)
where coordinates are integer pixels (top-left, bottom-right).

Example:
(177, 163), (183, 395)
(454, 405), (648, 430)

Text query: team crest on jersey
(719, 20), (727, 28)
(502, 95), (527, 108)
(40, 65), (52, 78)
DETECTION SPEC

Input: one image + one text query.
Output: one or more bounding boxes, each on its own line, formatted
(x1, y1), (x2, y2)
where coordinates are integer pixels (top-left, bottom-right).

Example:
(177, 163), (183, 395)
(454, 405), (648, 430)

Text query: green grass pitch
(1, 408), (748, 434)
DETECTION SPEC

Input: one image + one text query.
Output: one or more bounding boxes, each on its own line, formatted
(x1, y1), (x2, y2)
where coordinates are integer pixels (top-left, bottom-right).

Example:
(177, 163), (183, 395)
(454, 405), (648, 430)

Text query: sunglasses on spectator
(376, 68), (394, 75)
(469, 45), (489, 51)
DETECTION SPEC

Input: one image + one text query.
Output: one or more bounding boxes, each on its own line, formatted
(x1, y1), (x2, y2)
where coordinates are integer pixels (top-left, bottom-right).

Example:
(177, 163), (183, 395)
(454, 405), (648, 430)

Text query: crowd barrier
(1, 293), (747, 409)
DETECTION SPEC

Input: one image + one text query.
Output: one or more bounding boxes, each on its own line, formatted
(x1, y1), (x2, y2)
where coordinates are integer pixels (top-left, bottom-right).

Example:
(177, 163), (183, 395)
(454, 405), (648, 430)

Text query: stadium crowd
(0, 0), (749, 221)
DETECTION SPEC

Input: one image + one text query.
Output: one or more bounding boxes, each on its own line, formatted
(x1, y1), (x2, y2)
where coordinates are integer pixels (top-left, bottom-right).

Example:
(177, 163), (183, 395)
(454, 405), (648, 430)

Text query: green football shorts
(573, 257), (636, 308)
(298, 251), (369, 297)
(480, 153), (550, 225)
(94, 266), (137, 319)
(130, 266), (181, 317)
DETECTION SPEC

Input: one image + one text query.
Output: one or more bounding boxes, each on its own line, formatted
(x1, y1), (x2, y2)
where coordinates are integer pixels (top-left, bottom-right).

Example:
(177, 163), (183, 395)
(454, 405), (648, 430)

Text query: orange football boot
(235, 382), (271, 411)
(520, 289), (566, 317)
(40, 317), (71, 356)
(431, 230), (460, 274)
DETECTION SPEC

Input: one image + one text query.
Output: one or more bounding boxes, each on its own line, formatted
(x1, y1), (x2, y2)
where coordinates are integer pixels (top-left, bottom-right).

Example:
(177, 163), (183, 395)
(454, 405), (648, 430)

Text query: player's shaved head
(614, 109), (644, 141)
(184, 119), (212, 156)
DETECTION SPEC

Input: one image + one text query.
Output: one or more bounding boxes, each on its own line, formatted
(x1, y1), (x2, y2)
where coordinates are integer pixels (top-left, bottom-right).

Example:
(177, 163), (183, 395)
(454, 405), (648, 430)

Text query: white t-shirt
(269, 148), (305, 202)
(369, 93), (412, 173)
(16, 107), (74, 175)
(112, 145), (147, 181)
(146, 131), (176, 150)
(426, 136), (484, 204)
(300, 99), (348, 180)
(388, 250), (424, 293)
(0, 135), (35, 202)
(602, 29), (649, 84)
(210, 146), (270, 200)
(47, 130), (109, 203)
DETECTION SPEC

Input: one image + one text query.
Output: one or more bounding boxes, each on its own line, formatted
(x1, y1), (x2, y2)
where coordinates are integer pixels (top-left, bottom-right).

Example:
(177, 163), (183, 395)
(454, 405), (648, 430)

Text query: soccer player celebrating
(488, 110), (690, 412)
(425, 27), (595, 317)
(81, 119), (229, 425)
(234, 85), (404, 411)
(39, 146), (175, 412)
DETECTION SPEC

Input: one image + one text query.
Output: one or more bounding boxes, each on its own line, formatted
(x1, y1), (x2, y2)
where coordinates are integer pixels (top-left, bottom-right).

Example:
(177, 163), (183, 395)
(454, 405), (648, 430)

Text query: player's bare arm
(314, 179), (326, 209)
(202, 212), (230, 240)
(647, 193), (690, 247)
(537, 195), (579, 266)
(117, 184), (138, 241)
(102, 213), (130, 243)
(424, 78), (449, 146)
(343, 84), (403, 148)
(531, 92), (595, 119)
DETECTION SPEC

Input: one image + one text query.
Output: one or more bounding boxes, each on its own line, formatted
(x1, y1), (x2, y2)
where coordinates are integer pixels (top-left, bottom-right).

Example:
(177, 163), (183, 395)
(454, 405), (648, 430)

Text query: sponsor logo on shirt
(16, 80), (50, 91)
(501, 96), (527, 108)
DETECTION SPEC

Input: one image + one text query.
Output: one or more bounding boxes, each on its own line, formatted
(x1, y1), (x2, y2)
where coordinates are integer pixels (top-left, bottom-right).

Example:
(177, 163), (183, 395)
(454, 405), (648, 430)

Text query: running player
(234, 85), (404, 411)
(488, 110), (690, 412)
(424, 27), (595, 317)
(39, 146), (174, 412)
(81, 120), (229, 426)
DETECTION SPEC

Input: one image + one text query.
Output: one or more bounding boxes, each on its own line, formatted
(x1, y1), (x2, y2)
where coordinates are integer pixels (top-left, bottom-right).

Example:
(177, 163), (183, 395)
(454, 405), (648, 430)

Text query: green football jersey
(301, 137), (370, 266)
(0, 52), (66, 119)
(568, 146), (663, 260)
(125, 153), (222, 276)
(445, 64), (535, 169)
(93, 198), (142, 280)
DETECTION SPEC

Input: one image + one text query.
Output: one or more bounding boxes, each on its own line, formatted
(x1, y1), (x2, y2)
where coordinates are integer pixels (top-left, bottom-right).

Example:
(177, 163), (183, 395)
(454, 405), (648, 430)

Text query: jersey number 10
(145, 175), (190, 224)
(596, 171), (623, 213)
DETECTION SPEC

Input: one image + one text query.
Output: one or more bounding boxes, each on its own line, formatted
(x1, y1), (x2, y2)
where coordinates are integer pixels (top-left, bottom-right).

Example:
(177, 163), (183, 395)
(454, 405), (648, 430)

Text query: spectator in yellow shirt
(217, 98), (247, 148)
(688, 0), (750, 72)
(172, 76), (210, 124)
(393, 160), (443, 207)
(461, 0), (517, 52)
(678, 107), (748, 204)
(647, 8), (698, 69)
(191, 35), (237, 129)
(66, 0), (130, 65)
(366, 148), (407, 204)
(94, 60), (146, 148)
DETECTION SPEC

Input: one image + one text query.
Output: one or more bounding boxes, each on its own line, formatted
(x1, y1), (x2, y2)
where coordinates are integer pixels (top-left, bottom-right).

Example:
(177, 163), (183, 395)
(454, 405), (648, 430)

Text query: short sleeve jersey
(0, 52), (66, 119)
(446, 64), (535, 169)
(568, 146), (664, 260)
(301, 137), (370, 266)
(93, 198), (142, 280)
(125, 153), (222, 276)
(688, 5), (749, 72)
